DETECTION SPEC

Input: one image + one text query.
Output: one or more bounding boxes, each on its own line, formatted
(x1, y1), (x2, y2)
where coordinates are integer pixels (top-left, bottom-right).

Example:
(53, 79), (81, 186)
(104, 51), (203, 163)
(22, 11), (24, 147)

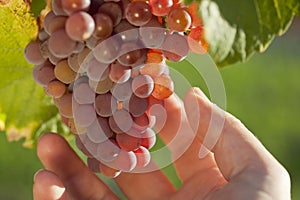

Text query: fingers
(184, 87), (288, 181)
(33, 170), (68, 200)
(37, 133), (118, 200)
(115, 162), (176, 200)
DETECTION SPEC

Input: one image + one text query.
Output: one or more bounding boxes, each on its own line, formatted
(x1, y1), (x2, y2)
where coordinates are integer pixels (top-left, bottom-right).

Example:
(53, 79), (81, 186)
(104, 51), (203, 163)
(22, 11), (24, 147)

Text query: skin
(33, 87), (291, 200)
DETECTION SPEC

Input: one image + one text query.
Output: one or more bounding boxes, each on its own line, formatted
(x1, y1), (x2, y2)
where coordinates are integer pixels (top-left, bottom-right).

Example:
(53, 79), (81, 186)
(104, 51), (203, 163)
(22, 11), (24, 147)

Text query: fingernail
(33, 169), (43, 182)
(192, 87), (209, 101)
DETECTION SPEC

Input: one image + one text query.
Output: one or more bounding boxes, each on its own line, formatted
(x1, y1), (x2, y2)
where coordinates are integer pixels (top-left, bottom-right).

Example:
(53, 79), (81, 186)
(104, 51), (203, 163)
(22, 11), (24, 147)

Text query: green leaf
(186, 0), (300, 66)
(0, 0), (68, 148)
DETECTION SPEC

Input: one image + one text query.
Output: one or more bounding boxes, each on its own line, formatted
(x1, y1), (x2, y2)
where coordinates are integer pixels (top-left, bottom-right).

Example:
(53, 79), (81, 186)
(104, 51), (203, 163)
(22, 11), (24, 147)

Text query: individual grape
(48, 29), (77, 58)
(132, 113), (150, 132)
(67, 53), (81, 72)
(77, 47), (92, 71)
(148, 0), (173, 16)
(39, 41), (50, 59)
(117, 43), (144, 66)
(96, 139), (120, 162)
(132, 74), (154, 98)
(152, 75), (174, 99)
(61, 0), (91, 14)
(146, 51), (164, 64)
(133, 146), (151, 168)
(87, 117), (113, 143)
(66, 12), (95, 41)
(139, 16), (165, 48)
(115, 150), (137, 172)
(187, 26), (209, 54)
(110, 79), (133, 101)
(87, 157), (101, 173)
(93, 13), (113, 39)
(140, 128), (156, 149)
(93, 38), (120, 63)
(123, 94), (148, 117)
(116, 133), (141, 151)
(57, 93), (73, 118)
(162, 33), (189, 62)
(44, 11), (56, 34)
(46, 16), (68, 34)
(45, 80), (67, 98)
(54, 59), (77, 84)
(24, 41), (46, 65)
(140, 63), (166, 78)
(186, 2), (202, 26)
(73, 42), (86, 53)
(38, 29), (49, 42)
(32, 63), (56, 86)
(94, 93), (118, 117)
(99, 162), (121, 178)
(87, 57), (110, 81)
(78, 133), (99, 157)
(73, 103), (97, 127)
(52, 0), (67, 16)
(114, 20), (139, 42)
(89, 77), (114, 94)
(109, 109), (133, 133)
(166, 7), (192, 32)
(98, 2), (122, 26)
(73, 81), (95, 104)
(75, 134), (93, 157)
(68, 118), (87, 134)
(109, 61), (131, 83)
(48, 52), (62, 65)
(125, 2), (152, 26)
(85, 36), (102, 49)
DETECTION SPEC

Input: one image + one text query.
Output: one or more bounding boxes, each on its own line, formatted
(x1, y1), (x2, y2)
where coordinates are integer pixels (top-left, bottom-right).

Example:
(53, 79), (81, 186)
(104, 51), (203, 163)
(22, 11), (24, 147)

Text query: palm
(33, 88), (290, 200)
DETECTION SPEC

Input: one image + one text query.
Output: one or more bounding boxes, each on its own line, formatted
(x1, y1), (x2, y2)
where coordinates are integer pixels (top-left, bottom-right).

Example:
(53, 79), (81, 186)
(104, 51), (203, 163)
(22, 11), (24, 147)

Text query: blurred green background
(0, 7), (299, 199)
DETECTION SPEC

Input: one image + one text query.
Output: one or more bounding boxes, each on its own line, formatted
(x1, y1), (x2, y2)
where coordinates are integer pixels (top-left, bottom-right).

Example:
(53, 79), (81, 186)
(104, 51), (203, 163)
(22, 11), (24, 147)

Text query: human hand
(33, 88), (291, 200)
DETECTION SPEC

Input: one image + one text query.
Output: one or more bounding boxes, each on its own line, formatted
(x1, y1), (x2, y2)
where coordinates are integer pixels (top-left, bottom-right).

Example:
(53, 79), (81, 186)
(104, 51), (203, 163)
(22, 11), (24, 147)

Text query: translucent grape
(132, 74), (154, 98)
(187, 26), (209, 54)
(98, 2), (122, 26)
(114, 20), (139, 43)
(89, 77), (114, 94)
(68, 53), (81, 72)
(54, 59), (77, 84)
(94, 93), (118, 117)
(148, 0), (173, 16)
(73, 81), (95, 104)
(139, 17), (165, 48)
(109, 109), (133, 133)
(52, 0), (67, 16)
(115, 150), (137, 172)
(166, 7), (192, 32)
(140, 63), (166, 78)
(73, 103), (97, 127)
(116, 133), (141, 151)
(125, 2), (152, 26)
(24, 41), (46, 65)
(96, 139), (120, 162)
(117, 42), (144, 66)
(162, 33), (189, 62)
(93, 13), (113, 39)
(109, 61), (131, 83)
(152, 75), (174, 99)
(66, 11), (95, 41)
(75, 134), (93, 157)
(46, 16), (68, 34)
(48, 29), (77, 58)
(140, 128), (156, 149)
(32, 63), (56, 86)
(45, 80), (67, 98)
(61, 0), (91, 14)
(68, 117), (87, 134)
(187, 2), (202, 26)
(93, 38), (120, 63)
(87, 117), (113, 143)
(133, 146), (151, 168)
(132, 113), (150, 132)
(123, 94), (148, 117)
(87, 57), (110, 81)
(110, 79), (133, 101)
(57, 93), (73, 118)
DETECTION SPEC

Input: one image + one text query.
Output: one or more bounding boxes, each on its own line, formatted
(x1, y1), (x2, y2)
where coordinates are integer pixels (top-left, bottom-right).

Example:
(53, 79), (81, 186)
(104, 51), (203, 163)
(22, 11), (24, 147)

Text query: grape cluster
(24, 0), (207, 177)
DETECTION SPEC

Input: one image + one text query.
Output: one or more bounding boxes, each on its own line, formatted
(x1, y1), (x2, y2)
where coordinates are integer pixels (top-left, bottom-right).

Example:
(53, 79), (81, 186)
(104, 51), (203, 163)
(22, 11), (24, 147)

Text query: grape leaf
(0, 0), (68, 148)
(186, 0), (300, 66)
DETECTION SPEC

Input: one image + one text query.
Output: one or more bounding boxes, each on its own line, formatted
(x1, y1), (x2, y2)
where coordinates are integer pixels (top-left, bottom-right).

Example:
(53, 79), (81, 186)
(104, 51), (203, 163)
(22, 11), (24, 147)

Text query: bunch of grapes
(24, 0), (208, 177)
